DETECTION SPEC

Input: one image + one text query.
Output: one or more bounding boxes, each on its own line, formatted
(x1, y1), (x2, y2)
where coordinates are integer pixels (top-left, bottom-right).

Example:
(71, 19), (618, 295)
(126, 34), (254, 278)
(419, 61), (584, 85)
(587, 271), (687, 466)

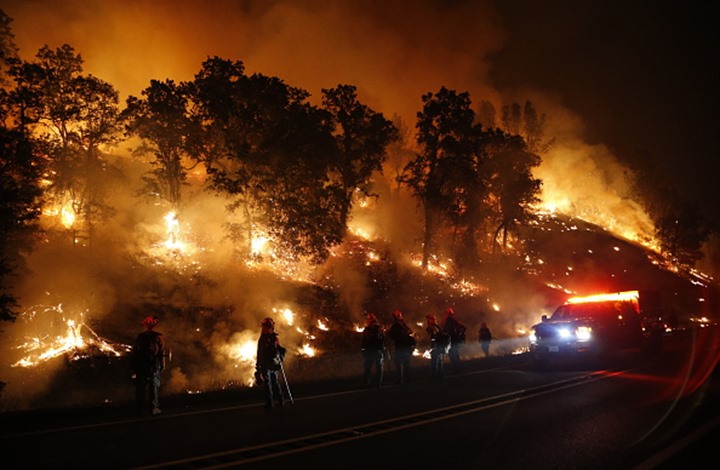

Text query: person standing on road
(478, 322), (492, 357)
(387, 309), (416, 384)
(361, 313), (386, 387)
(255, 317), (287, 409)
(131, 315), (166, 416)
(442, 307), (466, 374)
(426, 313), (448, 381)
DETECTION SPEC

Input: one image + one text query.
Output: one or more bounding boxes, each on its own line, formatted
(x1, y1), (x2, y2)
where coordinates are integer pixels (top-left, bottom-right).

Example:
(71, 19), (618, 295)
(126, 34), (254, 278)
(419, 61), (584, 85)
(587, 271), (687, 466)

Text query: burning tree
(7, 44), (123, 247)
(181, 58), (398, 265)
(483, 128), (542, 253)
(399, 87), (483, 269)
(321, 84), (399, 226)
(399, 87), (542, 270)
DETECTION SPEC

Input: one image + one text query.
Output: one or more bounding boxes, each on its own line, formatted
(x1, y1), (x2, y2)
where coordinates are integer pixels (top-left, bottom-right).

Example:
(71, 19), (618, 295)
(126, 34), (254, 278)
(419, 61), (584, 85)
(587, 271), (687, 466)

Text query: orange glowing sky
(2, 0), (717, 227)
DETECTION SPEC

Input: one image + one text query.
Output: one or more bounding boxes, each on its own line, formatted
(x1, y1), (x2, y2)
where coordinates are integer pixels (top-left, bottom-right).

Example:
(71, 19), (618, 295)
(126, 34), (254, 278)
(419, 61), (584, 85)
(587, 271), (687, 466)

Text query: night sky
(491, 1), (718, 221)
(3, 0), (718, 224)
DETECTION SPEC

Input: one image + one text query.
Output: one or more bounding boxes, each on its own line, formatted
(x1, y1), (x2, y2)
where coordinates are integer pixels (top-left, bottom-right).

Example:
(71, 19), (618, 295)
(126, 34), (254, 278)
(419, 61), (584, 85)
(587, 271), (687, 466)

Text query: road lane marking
(0, 360), (522, 440)
(132, 370), (621, 469)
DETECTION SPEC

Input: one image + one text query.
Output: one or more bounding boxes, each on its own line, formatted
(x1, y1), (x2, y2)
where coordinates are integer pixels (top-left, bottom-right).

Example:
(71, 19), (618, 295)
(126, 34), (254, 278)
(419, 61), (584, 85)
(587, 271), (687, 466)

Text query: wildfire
(251, 235), (270, 256)
(144, 211), (202, 273)
(228, 339), (257, 364)
(408, 254), (487, 298)
(242, 230), (315, 283)
(12, 305), (130, 368)
(298, 343), (316, 357)
(274, 307), (296, 326)
(41, 199), (77, 229)
(163, 211), (184, 251)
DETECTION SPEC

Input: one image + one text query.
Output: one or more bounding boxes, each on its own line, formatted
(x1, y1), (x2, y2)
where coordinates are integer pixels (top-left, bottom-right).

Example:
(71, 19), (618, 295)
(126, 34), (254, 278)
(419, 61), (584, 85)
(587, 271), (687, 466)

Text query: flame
(41, 199), (77, 229)
(242, 229), (315, 283)
(228, 339), (257, 364)
(298, 343), (316, 357)
(60, 204), (76, 229)
(163, 211), (184, 250)
(273, 307), (295, 326)
(13, 306), (129, 368)
(251, 235), (270, 256)
(535, 184), (662, 253)
(141, 211), (204, 273)
(348, 224), (374, 241)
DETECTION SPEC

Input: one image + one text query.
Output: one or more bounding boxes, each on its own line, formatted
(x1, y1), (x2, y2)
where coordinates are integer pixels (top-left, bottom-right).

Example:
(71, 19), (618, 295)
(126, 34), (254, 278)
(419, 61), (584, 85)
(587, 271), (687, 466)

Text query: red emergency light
(566, 290), (640, 305)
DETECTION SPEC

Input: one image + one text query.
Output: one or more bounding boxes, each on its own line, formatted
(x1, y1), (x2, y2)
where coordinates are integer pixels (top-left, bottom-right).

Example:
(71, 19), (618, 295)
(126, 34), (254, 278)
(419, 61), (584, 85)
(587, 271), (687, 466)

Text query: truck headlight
(576, 326), (592, 342)
(558, 327), (572, 339)
(528, 331), (537, 344)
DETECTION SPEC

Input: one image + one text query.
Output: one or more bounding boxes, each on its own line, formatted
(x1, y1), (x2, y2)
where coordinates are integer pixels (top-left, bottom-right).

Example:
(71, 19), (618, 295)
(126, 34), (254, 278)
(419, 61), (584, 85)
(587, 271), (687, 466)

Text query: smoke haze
(2, 0), (704, 410)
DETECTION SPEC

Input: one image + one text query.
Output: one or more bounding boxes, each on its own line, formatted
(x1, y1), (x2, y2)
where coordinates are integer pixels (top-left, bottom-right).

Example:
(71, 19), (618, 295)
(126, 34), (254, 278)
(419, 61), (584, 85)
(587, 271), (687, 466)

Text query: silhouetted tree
(124, 79), (198, 209)
(321, 84), (399, 226)
(13, 44), (122, 246)
(483, 129), (541, 252)
(187, 58), (345, 262)
(399, 87), (482, 269)
(628, 164), (709, 265)
(494, 100), (553, 154)
(0, 11), (44, 325)
(501, 102), (522, 135)
(477, 99), (497, 129)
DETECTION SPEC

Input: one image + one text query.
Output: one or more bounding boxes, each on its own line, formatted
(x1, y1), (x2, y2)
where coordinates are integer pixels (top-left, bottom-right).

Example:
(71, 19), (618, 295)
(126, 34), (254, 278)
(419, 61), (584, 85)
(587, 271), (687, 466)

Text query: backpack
(391, 321), (416, 349)
(456, 324), (467, 344)
(446, 319), (466, 344)
(435, 330), (451, 353)
(362, 325), (385, 351)
(133, 331), (163, 373)
(258, 333), (285, 370)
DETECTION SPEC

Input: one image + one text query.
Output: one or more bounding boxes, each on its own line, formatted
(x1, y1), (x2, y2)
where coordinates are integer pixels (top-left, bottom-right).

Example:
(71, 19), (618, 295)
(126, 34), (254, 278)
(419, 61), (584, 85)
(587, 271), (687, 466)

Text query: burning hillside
(0, 3), (717, 414)
(1, 199), (716, 412)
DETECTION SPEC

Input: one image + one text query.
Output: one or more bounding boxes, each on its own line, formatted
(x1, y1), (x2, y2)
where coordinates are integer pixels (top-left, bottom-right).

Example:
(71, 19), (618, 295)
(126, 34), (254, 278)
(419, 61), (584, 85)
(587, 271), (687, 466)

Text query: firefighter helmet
(392, 309), (403, 320)
(141, 315), (159, 329)
(261, 317), (275, 328)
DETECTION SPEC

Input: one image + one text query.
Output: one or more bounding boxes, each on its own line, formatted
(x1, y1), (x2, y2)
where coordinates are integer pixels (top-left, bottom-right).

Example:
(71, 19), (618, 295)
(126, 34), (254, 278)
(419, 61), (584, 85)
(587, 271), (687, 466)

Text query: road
(2, 328), (719, 469)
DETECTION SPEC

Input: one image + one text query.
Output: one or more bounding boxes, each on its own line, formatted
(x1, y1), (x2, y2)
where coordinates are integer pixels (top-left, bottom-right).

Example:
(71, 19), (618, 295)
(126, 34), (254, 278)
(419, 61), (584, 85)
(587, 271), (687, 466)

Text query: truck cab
(529, 290), (646, 366)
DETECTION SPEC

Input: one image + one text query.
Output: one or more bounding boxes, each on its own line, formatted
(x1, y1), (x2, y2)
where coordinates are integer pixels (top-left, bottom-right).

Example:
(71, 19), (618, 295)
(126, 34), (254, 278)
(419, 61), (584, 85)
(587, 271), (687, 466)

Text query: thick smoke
(0, 0), (666, 410)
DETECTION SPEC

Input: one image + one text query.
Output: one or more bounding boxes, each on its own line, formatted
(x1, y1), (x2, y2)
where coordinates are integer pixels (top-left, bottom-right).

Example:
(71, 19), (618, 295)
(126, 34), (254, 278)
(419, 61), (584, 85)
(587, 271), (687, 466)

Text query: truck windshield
(551, 301), (638, 321)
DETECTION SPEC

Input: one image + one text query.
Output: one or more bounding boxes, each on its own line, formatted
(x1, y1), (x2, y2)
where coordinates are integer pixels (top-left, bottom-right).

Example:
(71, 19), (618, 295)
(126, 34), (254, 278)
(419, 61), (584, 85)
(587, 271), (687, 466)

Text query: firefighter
(131, 315), (166, 416)
(426, 313), (447, 381)
(442, 307), (466, 374)
(387, 309), (416, 384)
(255, 317), (286, 409)
(478, 322), (492, 357)
(361, 313), (386, 387)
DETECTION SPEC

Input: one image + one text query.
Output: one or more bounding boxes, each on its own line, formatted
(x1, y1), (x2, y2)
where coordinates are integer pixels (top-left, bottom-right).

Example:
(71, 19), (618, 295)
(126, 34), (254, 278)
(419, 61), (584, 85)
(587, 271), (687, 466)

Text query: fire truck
(528, 290), (660, 366)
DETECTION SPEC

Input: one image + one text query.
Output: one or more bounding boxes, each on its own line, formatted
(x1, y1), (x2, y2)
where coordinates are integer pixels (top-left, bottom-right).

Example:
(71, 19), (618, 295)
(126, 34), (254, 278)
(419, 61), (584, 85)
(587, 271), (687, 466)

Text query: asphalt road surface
(2, 328), (719, 469)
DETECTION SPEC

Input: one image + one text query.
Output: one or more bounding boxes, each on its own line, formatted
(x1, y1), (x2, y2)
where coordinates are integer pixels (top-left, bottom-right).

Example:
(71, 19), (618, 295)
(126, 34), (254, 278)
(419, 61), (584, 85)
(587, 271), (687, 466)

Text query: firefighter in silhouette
(426, 313), (448, 381)
(442, 307), (466, 374)
(478, 322), (492, 357)
(255, 317), (286, 409)
(361, 313), (386, 387)
(131, 315), (166, 416)
(387, 309), (416, 384)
